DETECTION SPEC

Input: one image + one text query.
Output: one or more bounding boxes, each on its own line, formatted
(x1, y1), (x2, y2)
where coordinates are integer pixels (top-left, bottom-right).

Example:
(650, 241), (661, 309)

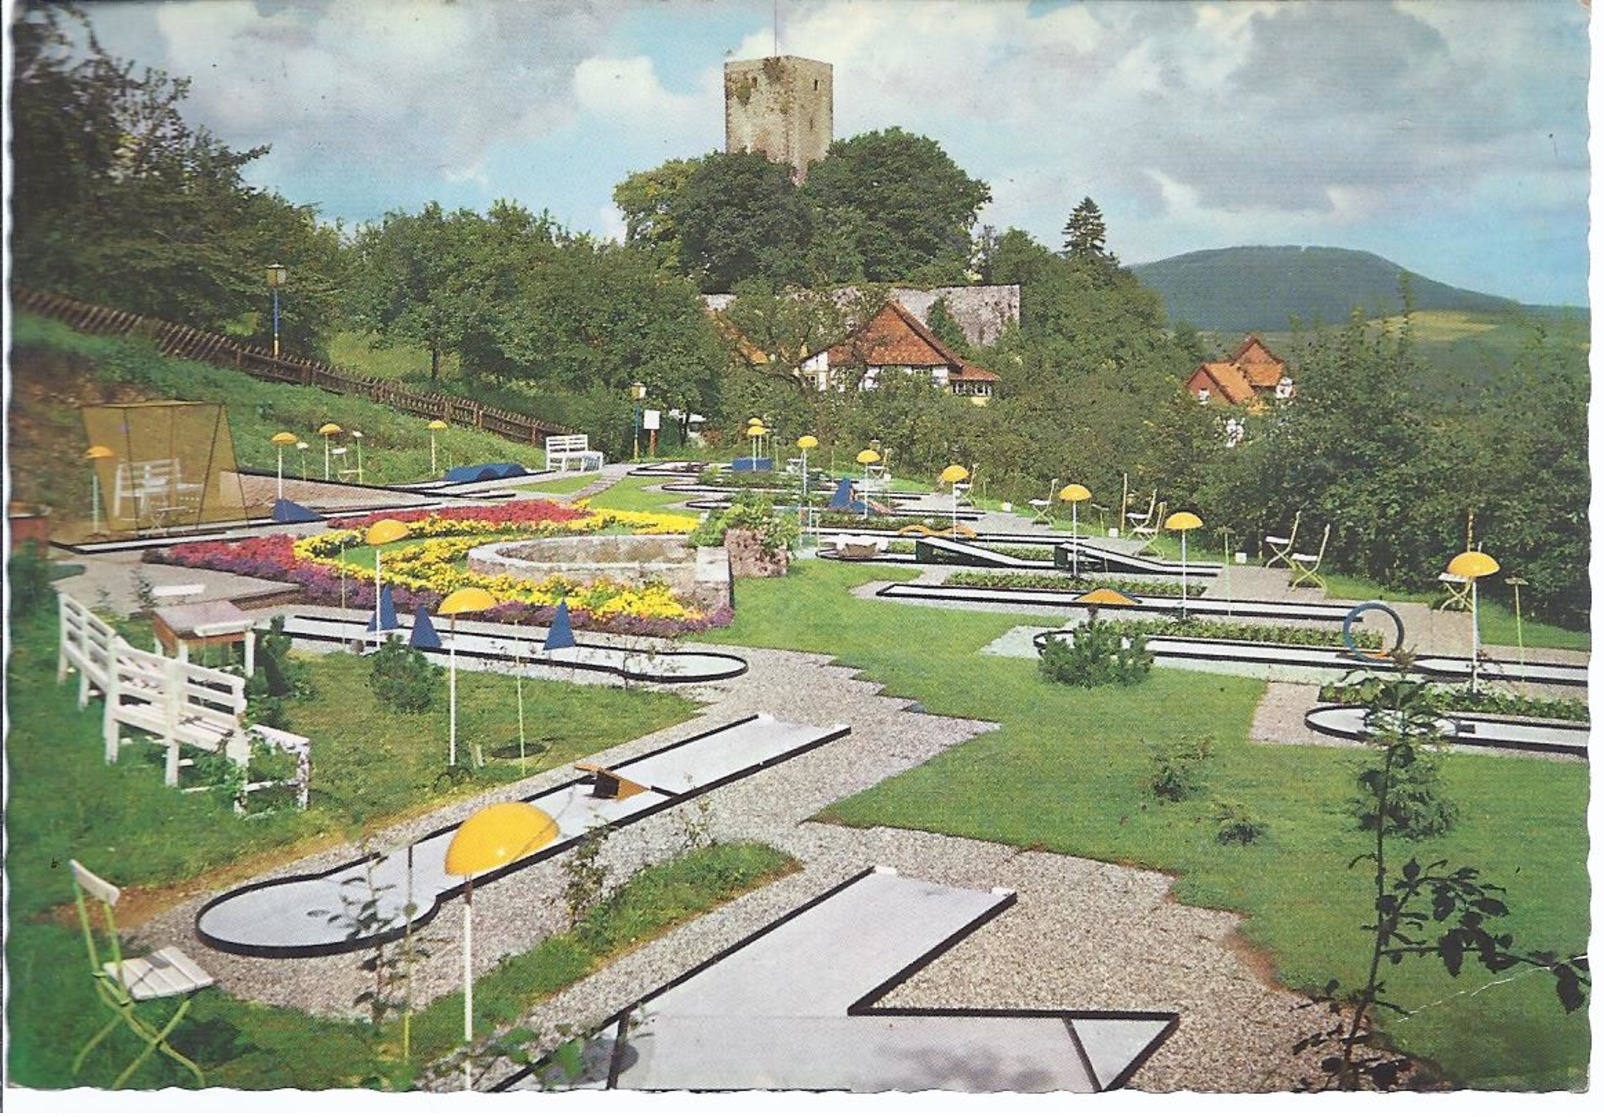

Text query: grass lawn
(509, 472), (599, 496)
(693, 559), (1590, 1089)
(585, 474), (699, 515)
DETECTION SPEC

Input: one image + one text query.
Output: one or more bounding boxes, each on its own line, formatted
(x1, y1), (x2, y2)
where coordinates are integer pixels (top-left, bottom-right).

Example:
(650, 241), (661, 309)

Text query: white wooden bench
(57, 593), (310, 812)
(545, 434), (604, 472)
(113, 459), (204, 523)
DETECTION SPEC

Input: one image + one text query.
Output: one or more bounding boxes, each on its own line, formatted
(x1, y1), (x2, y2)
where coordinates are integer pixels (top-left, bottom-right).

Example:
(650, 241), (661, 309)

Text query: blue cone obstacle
(544, 600), (576, 651)
(366, 585), (398, 633)
(409, 605), (442, 650)
(272, 498), (322, 524)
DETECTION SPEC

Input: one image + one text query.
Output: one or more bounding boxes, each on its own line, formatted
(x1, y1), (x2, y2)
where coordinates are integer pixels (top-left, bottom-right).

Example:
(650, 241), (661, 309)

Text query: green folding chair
(70, 859), (213, 1087)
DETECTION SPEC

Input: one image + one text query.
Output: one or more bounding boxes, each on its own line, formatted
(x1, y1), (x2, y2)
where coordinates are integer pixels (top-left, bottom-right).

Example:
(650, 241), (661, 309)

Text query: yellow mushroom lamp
(796, 435), (818, 502)
(270, 431), (299, 501)
(855, 449), (882, 518)
(444, 801), (560, 1091)
(439, 587), (498, 769)
(85, 445), (115, 536)
(427, 419), (449, 476)
(1164, 510), (1204, 617)
(317, 422), (343, 481)
(939, 464), (970, 529)
(1447, 549), (1500, 692)
(1059, 483), (1093, 576)
(365, 518), (411, 646)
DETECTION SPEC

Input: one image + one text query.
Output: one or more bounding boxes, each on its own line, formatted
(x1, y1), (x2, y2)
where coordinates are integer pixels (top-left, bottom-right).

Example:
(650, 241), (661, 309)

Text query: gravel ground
(126, 630), (1345, 1093)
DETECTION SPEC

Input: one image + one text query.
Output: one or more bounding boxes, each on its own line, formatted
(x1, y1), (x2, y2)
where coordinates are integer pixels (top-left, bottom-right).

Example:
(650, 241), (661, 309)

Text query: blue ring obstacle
(1342, 601), (1404, 661)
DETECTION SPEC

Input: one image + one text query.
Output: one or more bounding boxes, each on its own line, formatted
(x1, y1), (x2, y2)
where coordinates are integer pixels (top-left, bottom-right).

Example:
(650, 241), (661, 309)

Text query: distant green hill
(1132, 245), (1523, 332)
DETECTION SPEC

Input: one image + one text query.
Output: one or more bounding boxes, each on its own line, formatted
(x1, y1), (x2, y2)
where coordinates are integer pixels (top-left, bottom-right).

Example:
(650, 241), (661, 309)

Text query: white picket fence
(56, 594), (310, 812)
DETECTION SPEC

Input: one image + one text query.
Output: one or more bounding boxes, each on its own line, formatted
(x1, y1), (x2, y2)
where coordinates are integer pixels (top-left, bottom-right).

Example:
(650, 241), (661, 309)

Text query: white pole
(1071, 502), (1080, 579)
(449, 620), (459, 768)
(276, 447), (285, 501)
(1180, 531), (1189, 618)
(324, 436), (332, 481)
(431, 432), (438, 477)
(373, 548), (383, 649)
(90, 472), (102, 536)
(1470, 579), (1481, 694)
(462, 883), (474, 1091)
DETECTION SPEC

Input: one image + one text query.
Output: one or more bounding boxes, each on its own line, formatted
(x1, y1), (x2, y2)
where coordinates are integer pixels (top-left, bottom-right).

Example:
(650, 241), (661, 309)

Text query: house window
(1196, 388), (1210, 404)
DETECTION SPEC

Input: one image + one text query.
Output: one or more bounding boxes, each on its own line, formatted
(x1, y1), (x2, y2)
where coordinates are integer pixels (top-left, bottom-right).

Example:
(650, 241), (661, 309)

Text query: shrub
(367, 636), (443, 714)
(1038, 621), (1153, 688)
(1351, 748), (1459, 839)
(1214, 800), (1268, 844)
(8, 543), (54, 617)
(689, 492), (799, 560)
(1146, 735), (1212, 802)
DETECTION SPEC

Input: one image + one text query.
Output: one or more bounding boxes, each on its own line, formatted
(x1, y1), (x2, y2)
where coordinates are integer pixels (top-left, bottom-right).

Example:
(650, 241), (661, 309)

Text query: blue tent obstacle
(271, 498), (322, 524)
(825, 477), (868, 514)
(544, 600), (576, 651)
(444, 462), (529, 483)
(408, 605), (442, 650)
(366, 585), (398, 634)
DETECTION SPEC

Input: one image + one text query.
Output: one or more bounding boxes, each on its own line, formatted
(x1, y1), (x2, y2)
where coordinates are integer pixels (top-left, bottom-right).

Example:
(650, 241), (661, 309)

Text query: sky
(48, 0), (1595, 306)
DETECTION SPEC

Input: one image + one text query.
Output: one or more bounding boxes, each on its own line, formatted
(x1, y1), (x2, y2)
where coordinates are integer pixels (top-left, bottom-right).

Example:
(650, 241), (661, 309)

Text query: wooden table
(152, 600), (255, 674)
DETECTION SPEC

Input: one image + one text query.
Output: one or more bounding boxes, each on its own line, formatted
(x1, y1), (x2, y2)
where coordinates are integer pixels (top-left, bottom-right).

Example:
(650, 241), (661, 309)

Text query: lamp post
(796, 435), (817, 505)
(1506, 576), (1528, 680)
(439, 587), (497, 769)
(351, 430), (365, 485)
(366, 519), (410, 648)
(318, 423), (342, 481)
(855, 449), (880, 519)
(296, 441), (309, 481)
(630, 382), (646, 461)
(429, 420), (448, 477)
(270, 432), (298, 501)
(1165, 511), (1203, 619)
(444, 802), (559, 1092)
(939, 464), (969, 532)
(266, 263), (287, 358)
(85, 445), (115, 536)
(1059, 484), (1091, 577)
(746, 420), (768, 465)
(1447, 550), (1500, 693)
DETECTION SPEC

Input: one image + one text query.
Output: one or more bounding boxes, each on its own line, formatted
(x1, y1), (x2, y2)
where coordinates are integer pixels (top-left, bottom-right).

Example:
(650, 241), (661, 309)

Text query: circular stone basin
(467, 535), (730, 610)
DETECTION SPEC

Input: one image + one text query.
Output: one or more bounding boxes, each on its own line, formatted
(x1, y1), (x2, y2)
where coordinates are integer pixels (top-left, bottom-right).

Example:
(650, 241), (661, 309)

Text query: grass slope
(694, 560), (1590, 1088)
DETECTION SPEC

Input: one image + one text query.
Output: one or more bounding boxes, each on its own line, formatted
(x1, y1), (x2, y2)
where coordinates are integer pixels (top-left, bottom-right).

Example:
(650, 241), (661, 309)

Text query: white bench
(57, 593), (310, 812)
(545, 434), (604, 472)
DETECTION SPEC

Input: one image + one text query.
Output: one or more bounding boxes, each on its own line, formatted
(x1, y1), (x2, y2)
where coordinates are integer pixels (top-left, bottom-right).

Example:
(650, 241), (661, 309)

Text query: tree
(800, 128), (990, 282)
(611, 156), (708, 269)
(1062, 197), (1114, 264)
(671, 152), (811, 292)
(10, 5), (343, 351)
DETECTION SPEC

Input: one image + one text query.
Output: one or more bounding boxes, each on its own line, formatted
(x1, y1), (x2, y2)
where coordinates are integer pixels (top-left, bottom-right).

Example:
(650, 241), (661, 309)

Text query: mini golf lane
(273, 611), (749, 684)
(1305, 705), (1588, 759)
(1027, 629), (1589, 691)
(497, 868), (1177, 1093)
(195, 714), (847, 957)
(880, 581), (1352, 622)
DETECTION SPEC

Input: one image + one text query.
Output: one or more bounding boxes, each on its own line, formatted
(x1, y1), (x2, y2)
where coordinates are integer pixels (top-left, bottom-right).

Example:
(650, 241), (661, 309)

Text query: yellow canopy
(856, 449), (881, 465)
(1164, 511), (1203, 531)
(317, 422), (343, 436)
(270, 431), (299, 446)
(796, 435), (818, 450)
(428, 419), (448, 430)
(1078, 587), (1137, 606)
(1058, 483), (1091, 503)
(1447, 550), (1500, 579)
(365, 518), (411, 547)
(85, 445), (116, 460)
(939, 464), (970, 485)
(746, 424), (768, 437)
(439, 586), (498, 615)
(443, 802), (559, 877)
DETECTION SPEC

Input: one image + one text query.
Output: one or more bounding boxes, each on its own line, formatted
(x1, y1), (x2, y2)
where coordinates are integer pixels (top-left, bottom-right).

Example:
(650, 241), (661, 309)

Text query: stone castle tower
(724, 56), (833, 182)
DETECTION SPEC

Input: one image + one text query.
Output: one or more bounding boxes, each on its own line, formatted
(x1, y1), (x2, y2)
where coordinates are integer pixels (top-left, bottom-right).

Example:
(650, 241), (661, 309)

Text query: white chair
(1264, 511), (1301, 568)
(1028, 478), (1058, 526)
(1131, 500), (1167, 555)
(1289, 524), (1332, 590)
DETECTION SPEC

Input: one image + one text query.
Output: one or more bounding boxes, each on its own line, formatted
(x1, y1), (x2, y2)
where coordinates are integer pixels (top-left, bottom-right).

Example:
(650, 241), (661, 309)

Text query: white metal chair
(1125, 490), (1157, 535)
(1131, 500), (1167, 555)
(1263, 511), (1301, 569)
(1436, 572), (1474, 611)
(70, 860), (214, 1087)
(1028, 478), (1058, 526)
(1289, 524), (1332, 590)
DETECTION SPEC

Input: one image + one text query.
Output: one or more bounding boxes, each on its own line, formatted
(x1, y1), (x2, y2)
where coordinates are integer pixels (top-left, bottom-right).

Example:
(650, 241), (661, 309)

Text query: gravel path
(128, 629), (1341, 1092)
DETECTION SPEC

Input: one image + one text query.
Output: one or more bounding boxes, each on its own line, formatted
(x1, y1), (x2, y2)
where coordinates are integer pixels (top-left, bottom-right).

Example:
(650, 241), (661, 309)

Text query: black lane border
(877, 582), (1355, 622)
(194, 714), (847, 958)
(493, 869), (1178, 1094)
(1304, 703), (1589, 759)
(274, 616), (750, 684)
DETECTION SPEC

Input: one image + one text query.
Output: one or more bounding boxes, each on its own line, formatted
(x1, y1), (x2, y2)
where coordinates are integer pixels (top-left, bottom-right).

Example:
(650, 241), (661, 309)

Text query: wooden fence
(13, 288), (575, 444)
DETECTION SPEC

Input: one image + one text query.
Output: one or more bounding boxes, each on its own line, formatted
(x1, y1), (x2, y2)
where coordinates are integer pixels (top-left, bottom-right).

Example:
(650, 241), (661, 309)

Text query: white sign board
(643, 409), (662, 430)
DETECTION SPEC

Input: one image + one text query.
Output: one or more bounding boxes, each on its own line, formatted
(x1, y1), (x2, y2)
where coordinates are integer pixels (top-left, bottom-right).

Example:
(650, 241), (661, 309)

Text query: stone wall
(724, 56), (833, 182)
(724, 528), (789, 579)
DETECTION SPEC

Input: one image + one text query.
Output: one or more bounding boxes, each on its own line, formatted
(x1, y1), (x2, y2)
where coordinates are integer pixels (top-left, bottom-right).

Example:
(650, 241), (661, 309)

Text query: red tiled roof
(819, 300), (958, 369)
(1230, 335), (1286, 385)
(949, 360), (998, 382)
(1186, 362), (1255, 405)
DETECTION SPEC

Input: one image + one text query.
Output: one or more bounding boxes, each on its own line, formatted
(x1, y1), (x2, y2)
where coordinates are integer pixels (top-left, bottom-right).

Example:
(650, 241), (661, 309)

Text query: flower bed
(947, 571), (1185, 597)
(162, 500), (723, 635)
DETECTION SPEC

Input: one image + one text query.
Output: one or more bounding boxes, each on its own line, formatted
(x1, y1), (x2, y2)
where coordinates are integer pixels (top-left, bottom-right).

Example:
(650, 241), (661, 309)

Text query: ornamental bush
(368, 636), (444, 714)
(1038, 620), (1152, 688)
(1147, 735), (1212, 802)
